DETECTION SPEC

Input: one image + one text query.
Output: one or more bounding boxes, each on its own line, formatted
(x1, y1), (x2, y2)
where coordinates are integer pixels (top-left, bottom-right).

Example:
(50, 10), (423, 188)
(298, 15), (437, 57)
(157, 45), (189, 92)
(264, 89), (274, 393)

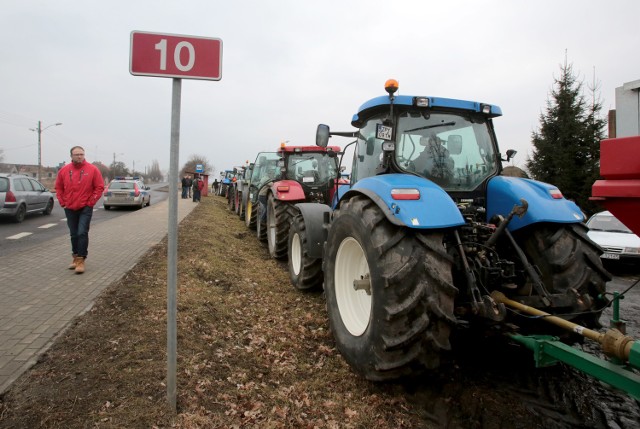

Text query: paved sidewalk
(0, 195), (198, 394)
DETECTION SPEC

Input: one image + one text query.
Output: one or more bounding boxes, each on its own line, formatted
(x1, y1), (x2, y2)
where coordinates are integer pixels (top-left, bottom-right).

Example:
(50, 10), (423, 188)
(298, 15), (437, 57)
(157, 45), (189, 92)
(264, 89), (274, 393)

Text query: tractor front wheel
(267, 194), (290, 260)
(323, 196), (457, 381)
(245, 200), (257, 230)
(288, 214), (323, 291)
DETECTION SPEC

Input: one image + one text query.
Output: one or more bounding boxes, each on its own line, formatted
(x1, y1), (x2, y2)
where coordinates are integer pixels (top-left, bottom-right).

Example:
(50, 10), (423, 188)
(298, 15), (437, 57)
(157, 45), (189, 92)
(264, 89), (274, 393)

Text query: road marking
(38, 223), (58, 229)
(6, 232), (33, 240)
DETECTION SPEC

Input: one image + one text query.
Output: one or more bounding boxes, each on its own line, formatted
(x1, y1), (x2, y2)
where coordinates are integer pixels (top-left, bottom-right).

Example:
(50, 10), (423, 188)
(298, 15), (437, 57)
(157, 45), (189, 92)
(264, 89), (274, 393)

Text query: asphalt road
(0, 183), (170, 258)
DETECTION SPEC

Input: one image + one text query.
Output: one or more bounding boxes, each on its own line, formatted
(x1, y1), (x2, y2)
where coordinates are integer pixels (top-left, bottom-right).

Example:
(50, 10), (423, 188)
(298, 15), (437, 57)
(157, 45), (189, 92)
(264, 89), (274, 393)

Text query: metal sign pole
(167, 77), (181, 411)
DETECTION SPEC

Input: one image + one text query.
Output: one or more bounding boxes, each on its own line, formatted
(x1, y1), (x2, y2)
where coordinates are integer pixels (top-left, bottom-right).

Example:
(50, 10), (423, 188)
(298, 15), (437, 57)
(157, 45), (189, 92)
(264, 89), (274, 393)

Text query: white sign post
(130, 30), (222, 412)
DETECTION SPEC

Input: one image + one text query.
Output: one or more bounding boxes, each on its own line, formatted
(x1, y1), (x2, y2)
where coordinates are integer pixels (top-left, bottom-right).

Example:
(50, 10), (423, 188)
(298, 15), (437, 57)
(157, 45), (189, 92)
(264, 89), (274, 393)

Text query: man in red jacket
(55, 146), (105, 274)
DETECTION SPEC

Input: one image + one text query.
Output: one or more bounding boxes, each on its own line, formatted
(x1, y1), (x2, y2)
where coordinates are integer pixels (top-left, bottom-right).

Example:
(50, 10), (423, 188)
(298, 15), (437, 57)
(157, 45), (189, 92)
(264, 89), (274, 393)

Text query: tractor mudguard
(340, 174), (465, 229)
(294, 202), (332, 259)
(270, 179), (306, 201)
(486, 176), (586, 231)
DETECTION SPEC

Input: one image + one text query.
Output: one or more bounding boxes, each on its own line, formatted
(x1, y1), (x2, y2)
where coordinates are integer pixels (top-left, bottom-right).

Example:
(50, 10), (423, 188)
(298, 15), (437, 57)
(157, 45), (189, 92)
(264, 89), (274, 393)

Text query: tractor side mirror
(505, 149), (517, 162)
(316, 124), (330, 147)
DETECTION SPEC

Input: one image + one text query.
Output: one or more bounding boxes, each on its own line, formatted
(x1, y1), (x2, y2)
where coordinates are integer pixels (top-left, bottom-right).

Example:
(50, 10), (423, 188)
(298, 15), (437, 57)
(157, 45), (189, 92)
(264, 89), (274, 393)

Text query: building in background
(609, 79), (640, 137)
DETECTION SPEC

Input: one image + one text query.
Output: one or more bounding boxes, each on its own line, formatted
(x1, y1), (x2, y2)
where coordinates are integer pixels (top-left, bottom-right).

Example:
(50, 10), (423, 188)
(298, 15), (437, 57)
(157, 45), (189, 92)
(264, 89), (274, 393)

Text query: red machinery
(592, 135), (640, 235)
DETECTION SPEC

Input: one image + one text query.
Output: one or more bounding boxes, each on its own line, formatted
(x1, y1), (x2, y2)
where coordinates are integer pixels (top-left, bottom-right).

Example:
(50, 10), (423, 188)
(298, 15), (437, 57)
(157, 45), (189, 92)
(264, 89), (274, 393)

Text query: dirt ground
(0, 195), (639, 428)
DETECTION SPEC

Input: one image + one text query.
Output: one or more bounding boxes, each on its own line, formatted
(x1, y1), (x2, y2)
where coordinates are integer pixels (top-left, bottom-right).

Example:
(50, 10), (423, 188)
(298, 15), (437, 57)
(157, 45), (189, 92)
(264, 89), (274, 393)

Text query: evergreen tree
(526, 62), (606, 215)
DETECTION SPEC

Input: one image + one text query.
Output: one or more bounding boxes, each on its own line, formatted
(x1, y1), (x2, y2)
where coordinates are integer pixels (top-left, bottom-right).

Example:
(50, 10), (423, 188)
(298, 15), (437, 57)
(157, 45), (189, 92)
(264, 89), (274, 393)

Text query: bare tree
(180, 154), (214, 177)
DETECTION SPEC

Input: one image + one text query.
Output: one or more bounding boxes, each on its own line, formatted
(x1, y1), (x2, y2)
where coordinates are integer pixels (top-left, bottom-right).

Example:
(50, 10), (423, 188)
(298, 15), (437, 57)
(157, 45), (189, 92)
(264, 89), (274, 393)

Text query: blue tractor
(289, 79), (612, 381)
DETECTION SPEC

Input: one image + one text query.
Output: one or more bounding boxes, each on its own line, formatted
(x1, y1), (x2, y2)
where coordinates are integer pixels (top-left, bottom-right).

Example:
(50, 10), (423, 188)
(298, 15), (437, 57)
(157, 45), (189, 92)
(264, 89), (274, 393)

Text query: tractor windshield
(394, 111), (498, 190)
(251, 152), (280, 187)
(286, 153), (339, 185)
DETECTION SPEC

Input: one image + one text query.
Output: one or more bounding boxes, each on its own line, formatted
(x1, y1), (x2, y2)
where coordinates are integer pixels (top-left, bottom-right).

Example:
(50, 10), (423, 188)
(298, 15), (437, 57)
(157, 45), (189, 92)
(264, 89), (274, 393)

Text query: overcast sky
(1, 0), (639, 178)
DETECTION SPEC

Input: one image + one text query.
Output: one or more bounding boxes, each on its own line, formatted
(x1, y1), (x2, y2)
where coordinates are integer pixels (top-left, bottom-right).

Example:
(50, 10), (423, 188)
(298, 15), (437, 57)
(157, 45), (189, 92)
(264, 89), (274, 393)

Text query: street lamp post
(31, 121), (62, 181)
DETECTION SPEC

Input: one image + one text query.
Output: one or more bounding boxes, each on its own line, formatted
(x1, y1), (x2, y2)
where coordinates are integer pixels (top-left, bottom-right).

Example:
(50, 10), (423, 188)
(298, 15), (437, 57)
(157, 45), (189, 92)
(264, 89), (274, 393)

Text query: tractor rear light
(5, 190), (16, 203)
(549, 189), (563, 199)
(294, 147), (302, 153)
(277, 185), (290, 192)
(391, 189), (420, 200)
(481, 104), (492, 114)
(414, 97), (429, 107)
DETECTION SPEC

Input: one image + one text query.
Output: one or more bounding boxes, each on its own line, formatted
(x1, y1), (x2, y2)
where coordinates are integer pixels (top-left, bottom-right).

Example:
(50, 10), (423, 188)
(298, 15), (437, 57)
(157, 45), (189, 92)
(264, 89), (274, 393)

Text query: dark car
(0, 173), (55, 222)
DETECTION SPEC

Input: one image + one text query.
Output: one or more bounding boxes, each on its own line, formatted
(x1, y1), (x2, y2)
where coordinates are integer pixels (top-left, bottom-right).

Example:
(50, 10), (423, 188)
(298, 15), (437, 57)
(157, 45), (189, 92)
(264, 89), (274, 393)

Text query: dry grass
(0, 196), (428, 428)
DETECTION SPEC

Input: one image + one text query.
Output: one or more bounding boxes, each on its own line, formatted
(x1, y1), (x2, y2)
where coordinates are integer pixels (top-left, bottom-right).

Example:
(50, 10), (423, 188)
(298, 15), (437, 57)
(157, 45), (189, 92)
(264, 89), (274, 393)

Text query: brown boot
(68, 254), (79, 270)
(74, 257), (85, 274)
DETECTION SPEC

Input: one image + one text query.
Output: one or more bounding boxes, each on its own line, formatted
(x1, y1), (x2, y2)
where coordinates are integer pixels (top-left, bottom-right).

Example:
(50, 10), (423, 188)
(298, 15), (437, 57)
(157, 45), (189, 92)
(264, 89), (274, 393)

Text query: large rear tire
(323, 196), (457, 381)
(267, 194), (290, 260)
(288, 214), (323, 291)
(516, 223), (611, 328)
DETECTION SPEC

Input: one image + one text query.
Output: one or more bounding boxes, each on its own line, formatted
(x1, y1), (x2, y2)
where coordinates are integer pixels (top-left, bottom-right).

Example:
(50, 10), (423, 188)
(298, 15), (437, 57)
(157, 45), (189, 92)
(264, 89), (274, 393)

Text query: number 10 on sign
(130, 31), (222, 80)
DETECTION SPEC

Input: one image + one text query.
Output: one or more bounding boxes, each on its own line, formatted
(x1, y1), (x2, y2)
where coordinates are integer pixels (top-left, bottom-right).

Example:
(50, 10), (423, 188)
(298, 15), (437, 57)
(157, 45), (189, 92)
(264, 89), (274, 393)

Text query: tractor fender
(339, 174), (465, 229)
(293, 202), (332, 259)
(486, 176), (586, 231)
(270, 179), (306, 202)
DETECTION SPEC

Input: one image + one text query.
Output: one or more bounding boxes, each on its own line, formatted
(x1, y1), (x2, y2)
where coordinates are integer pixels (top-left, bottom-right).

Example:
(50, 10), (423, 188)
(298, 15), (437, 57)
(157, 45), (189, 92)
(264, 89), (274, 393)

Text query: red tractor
(256, 144), (343, 261)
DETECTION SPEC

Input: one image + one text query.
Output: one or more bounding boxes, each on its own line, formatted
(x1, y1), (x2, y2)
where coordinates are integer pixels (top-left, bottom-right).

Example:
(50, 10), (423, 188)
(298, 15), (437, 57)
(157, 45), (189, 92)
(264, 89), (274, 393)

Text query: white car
(586, 211), (640, 263)
(103, 177), (151, 210)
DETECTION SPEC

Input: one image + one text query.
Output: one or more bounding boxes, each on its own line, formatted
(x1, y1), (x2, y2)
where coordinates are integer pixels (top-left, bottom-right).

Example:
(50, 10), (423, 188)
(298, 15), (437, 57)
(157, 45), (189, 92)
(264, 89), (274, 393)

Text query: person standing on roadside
(181, 175), (189, 199)
(55, 146), (105, 274)
(186, 175), (193, 198)
(193, 175), (205, 202)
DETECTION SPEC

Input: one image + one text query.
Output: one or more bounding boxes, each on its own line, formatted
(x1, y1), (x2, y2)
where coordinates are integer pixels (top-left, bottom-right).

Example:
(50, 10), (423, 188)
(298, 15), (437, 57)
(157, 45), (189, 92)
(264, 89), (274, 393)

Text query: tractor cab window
(251, 153), (281, 187)
(352, 117), (386, 183)
(395, 111), (498, 190)
(287, 153), (338, 184)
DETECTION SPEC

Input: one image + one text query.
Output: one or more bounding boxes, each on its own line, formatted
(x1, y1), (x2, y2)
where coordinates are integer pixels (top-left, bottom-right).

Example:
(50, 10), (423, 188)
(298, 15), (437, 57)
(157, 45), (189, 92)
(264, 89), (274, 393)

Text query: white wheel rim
(334, 237), (371, 336)
(267, 201), (276, 250)
(291, 232), (302, 276)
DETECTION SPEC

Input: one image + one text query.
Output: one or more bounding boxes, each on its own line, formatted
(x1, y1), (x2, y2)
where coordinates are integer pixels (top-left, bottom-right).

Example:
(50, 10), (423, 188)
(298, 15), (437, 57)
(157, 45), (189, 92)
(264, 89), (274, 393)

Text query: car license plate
(601, 253), (620, 260)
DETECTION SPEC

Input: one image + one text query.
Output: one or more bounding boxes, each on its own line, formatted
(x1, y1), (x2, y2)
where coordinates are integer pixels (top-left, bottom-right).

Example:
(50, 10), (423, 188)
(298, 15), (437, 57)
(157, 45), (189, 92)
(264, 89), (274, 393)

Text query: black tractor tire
(288, 214), (323, 291)
(267, 194), (290, 260)
(516, 222), (611, 328)
(235, 190), (241, 215)
(245, 200), (257, 230)
(13, 204), (26, 223)
(238, 196), (246, 221)
(257, 201), (267, 242)
(43, 199), (54, 215)
(323, 196), (457, 381)
(228, 187), (236, 211)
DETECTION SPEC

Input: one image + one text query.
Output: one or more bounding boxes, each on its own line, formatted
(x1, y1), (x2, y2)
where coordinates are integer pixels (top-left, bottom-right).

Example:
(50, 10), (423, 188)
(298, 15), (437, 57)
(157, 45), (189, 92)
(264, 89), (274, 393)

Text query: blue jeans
(181, 186), (188, 198)
(64, 206), (93, 258)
